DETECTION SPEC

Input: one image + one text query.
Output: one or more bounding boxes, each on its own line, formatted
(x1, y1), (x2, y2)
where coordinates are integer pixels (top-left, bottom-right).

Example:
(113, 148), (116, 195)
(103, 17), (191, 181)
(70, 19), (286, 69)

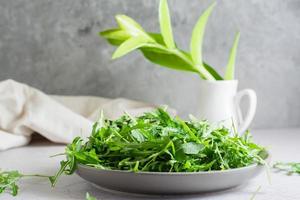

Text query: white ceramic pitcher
(196, 80), (257, 133)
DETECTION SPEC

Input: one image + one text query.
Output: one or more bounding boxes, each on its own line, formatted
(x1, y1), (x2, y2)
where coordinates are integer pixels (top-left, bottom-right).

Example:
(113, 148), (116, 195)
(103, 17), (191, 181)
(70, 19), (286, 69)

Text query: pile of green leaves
(100, 0), (240, 81)
(0, 109), (268, 197)
(53, 108), (266, 178)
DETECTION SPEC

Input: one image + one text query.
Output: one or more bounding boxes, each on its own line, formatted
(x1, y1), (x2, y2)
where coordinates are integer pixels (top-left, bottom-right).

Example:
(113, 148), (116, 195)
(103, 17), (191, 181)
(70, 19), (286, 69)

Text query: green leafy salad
(52, 108), (267, 180)
(1, 108), (268, 197)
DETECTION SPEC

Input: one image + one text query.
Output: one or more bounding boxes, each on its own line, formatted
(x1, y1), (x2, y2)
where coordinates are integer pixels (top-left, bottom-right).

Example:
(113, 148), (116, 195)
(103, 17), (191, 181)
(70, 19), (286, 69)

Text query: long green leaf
(203, 62), (223, 80)
(112, 36), (150, 59)
(159, 0), (175, 49)
(100, 29), (164, 46)
(225, 32), (240, 80)
(190, 2), (216, 65)
(141, 47), (199, 72)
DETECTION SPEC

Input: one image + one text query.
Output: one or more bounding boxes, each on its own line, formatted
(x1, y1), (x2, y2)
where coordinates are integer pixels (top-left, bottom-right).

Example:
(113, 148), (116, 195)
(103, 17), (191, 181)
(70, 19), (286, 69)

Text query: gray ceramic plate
(76, 158), (268, 194)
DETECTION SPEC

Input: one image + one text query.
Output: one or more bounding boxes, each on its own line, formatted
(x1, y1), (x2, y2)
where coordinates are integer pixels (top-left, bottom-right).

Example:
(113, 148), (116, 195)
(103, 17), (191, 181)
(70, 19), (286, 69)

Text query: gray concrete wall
(0, 0), (299, 129)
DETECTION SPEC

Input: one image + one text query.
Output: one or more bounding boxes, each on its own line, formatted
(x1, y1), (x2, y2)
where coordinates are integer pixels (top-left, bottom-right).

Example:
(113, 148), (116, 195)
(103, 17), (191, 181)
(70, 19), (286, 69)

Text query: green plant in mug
(100, 0), (240, 80)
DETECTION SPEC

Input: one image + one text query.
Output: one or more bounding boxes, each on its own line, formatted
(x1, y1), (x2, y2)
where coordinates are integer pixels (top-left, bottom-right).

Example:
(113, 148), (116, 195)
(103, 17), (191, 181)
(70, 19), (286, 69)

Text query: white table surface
(0, 129), (299, 200)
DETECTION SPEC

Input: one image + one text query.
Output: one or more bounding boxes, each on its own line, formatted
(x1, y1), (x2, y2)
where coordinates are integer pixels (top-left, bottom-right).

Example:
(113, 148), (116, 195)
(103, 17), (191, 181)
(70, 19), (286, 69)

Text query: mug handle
(234, 89), (257, 134)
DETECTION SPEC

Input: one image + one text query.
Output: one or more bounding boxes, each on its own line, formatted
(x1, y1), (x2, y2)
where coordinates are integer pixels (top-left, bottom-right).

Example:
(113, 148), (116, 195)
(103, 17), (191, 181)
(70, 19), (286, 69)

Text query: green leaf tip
(190, 2), (217, 66)
(99, 29), (132, 46)
(115, 14), (147, 38)
(159, 0), (175, 49)
(86, 192), (97, 200)
(225, 31), (240, 80)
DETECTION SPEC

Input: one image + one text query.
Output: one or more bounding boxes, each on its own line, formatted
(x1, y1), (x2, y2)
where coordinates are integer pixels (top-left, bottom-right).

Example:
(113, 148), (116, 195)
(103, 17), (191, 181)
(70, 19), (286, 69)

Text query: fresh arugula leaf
(0, 170), (22, 196)
(225, 32), (240, 80)
(273, 162), (300, 175)
(131, 130), (145, 142)
(49, 137), (83, 186)
(181, 142), (204, 155)
(0, 170), (52, 196)
(49, 160), (71, 186)
(86, 192), (97, 200)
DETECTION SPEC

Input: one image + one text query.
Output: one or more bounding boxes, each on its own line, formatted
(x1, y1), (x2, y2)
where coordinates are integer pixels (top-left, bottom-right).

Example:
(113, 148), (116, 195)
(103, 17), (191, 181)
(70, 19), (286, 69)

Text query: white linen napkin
(0, 79), (160, 151)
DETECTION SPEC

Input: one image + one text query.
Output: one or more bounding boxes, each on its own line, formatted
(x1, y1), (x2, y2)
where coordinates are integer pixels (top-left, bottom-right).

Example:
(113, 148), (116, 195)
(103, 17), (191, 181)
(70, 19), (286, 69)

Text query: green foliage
(0, 170), (22, 196)
(0, 109), (269, 197)
(273, 162), (300, 175)
(49, 136), (99, 186)
(0, 169), (97, 199)
(49, 108), (266, 183)
(0, 169), (53, 197)
(100, 0), (243, 80)
(86, 192), (97, 200)
(225, 32), (241, 80)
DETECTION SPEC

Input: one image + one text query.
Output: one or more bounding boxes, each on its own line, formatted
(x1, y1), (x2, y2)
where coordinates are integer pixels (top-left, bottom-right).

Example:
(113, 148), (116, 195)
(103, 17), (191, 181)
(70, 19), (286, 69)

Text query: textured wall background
(0, 0), (299, 129)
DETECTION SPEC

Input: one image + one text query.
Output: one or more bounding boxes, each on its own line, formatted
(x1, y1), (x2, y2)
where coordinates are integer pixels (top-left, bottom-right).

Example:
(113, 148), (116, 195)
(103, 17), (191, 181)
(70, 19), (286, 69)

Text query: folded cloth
(0, 79), (161, 151)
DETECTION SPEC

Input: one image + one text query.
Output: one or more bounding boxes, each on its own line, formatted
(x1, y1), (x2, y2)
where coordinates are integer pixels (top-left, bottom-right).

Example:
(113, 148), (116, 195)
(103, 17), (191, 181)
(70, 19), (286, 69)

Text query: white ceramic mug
(196, 80), (257, 133)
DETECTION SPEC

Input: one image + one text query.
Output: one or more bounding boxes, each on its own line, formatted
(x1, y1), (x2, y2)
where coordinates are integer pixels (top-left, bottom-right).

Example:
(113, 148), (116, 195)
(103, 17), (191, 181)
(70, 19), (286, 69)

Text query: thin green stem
(23, 174), (51, 178)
